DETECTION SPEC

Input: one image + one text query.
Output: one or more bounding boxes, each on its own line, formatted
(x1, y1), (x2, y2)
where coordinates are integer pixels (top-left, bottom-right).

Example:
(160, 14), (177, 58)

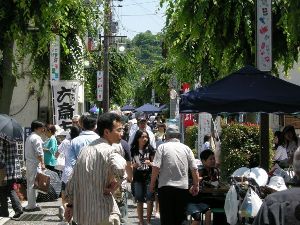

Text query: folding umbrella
(0, 114), (23, 141)
(37, 170), (61, 202)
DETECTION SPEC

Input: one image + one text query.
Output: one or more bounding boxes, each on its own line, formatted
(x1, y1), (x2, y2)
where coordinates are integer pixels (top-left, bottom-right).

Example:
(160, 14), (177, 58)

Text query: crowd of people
(1, 112), (300, 225)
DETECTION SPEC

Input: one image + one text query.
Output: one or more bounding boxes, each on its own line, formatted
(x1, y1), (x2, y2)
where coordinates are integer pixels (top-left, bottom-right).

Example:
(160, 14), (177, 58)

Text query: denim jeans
(0, 180), (23, 217)
(133, 181), (154, 203)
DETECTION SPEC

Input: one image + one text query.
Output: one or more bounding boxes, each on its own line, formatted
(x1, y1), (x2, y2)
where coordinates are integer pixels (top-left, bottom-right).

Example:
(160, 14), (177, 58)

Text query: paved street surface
(1, 198), (161, 225)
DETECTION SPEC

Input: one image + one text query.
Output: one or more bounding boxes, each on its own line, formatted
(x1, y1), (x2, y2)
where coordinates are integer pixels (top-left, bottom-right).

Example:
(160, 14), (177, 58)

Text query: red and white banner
(257, 0), (272, 71)
(182, 82), (194, 127)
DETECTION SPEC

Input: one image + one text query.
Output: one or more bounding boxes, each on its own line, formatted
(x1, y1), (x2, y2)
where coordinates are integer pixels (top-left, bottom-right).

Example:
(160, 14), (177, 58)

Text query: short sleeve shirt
(153, 138), (197, 189)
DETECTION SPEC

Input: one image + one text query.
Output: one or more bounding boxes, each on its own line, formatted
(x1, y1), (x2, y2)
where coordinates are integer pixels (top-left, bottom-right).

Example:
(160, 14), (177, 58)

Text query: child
(190, 149), (220, 225)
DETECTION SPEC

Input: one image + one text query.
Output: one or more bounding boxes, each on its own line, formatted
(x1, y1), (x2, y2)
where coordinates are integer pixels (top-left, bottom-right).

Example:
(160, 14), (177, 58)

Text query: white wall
(10, 76), (49, 128)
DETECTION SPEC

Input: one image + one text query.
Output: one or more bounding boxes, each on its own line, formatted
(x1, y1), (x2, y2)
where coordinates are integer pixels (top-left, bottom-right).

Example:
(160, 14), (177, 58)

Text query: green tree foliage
(84, 49), (139, 107)
(130, 31), (169, 106)
(220, 123), (273, 180)
(131, 30), (163, 67)
(0, 0), (100, 113)
(160, 0), (300, 83)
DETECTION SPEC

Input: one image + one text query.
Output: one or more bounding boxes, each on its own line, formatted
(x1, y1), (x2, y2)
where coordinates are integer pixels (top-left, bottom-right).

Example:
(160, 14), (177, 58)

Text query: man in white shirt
(150, 125), (199, 225)
(24, 120), (45, 212)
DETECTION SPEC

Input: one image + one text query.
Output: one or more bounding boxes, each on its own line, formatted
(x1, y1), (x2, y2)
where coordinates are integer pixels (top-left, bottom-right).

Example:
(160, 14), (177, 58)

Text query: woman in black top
(131, 130), (155, 225)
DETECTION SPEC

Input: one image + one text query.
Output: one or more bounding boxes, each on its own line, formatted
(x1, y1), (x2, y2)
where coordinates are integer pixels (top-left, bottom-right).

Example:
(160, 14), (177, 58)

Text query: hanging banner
(97, 71), (104, 101)
(51, 80), (80, 130)
(257, 0), (272, 71)
(197, 113), (212, 158)
(181, 82), (194, 127)
(50, 35), (60, 80)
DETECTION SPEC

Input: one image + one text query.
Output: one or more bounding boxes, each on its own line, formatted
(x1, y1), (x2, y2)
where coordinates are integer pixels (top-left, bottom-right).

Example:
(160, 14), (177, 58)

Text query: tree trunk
(0, 40), (15, 114)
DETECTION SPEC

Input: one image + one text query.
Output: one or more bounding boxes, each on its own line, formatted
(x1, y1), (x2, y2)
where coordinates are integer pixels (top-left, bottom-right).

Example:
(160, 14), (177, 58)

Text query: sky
(112, 0), (166, 39)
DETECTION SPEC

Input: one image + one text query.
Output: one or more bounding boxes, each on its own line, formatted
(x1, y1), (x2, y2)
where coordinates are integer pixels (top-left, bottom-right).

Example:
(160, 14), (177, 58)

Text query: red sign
(182, 82), (194, 127)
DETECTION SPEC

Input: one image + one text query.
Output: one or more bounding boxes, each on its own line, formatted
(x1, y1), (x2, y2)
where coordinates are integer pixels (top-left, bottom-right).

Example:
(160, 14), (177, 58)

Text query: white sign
(97, 71), (104, 101)
(51, 80), (80, 130)
(197, 113), (212, 158)
(50, 35), (60, 80)
(257, 0), (272, 71)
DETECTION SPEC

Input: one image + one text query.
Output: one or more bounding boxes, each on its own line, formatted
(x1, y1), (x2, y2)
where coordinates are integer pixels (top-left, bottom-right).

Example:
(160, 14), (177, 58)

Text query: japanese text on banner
(51, 80), (80, 130)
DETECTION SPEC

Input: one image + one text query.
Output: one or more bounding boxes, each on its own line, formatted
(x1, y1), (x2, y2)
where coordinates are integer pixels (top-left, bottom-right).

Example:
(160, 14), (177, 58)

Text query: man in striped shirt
(65, 113), (127, 225)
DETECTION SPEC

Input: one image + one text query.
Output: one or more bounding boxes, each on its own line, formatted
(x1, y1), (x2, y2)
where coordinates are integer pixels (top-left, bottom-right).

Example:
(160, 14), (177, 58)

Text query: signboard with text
(97, 71), (104, 101)
(50, 35), (60, 80)
(51, 80), (80, 130)
(257, 0), (272, 71)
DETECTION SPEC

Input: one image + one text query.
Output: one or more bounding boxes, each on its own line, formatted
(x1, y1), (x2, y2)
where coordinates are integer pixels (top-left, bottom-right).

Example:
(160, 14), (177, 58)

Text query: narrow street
(2, 198), (161, 225)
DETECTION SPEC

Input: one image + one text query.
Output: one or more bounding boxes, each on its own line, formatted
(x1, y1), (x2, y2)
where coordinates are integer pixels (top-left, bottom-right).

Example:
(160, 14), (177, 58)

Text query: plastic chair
(185, 203), (209, 225)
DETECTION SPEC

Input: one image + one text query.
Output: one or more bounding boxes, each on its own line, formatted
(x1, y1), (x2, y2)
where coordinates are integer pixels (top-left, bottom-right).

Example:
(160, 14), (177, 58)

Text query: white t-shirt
(273, 145), (288, 161)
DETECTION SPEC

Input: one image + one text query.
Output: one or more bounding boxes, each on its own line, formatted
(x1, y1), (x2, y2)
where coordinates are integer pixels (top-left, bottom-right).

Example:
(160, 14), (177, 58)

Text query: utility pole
(102, 0), (111, 112)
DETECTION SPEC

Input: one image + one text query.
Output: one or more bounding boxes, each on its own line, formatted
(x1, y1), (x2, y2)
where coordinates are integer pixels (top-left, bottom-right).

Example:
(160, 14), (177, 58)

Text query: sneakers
(58, 206), (64, 221)
(11, 211), (23, 220)
(23, 206), (42, 212)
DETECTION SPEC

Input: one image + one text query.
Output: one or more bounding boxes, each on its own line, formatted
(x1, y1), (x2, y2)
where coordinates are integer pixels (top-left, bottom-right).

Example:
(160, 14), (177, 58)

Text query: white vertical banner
(50, 35), (60, 80)
(51, 80), (80, 130)
(257, 0), (272, 71)
(97, 71), (104, 101)
(197, 113), (212, 158)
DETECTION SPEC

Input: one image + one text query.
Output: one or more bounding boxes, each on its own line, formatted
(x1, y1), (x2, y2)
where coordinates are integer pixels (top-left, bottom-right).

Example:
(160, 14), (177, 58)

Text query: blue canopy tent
(121, 104), (135, 111)
(135, 103), (161, 113)
(158, 104), (168, 111)
(180, 65), (300, 170)
(180, 65), (300, 114)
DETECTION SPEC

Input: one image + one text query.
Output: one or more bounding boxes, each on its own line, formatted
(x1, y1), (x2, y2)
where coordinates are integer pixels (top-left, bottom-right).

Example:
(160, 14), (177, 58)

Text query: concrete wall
(9, 76), (49, 128)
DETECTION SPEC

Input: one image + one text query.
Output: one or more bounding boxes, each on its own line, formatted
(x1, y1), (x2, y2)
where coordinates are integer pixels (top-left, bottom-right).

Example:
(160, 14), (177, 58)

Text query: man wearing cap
(149, 125), (199, 225)
(128, 117), (156, 149)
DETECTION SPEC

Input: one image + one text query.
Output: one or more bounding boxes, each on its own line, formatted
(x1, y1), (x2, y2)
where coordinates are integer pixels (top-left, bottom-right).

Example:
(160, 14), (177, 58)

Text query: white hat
(232, 167), (249, 177)
(243, 167), (268, 186)
(266, 176), (287, 192)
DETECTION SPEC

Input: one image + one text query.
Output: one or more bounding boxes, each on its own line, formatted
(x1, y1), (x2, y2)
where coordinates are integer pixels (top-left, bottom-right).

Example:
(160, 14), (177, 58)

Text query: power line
(121, 13), (164, 16)
(121, 1), (157, 7)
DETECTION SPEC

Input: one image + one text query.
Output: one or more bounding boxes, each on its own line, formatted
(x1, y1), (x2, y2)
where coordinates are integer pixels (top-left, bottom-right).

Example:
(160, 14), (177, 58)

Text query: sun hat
(231, 167), (249, 177)
(266, 176), (287, 192)
(243, 167), (268, 186)
(165, 124), (180, 136)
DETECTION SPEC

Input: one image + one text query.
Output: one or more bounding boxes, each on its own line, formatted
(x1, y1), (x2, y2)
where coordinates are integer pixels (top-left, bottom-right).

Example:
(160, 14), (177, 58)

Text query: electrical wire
(121, 13), (164, 16)
(121, 1), (157, 7)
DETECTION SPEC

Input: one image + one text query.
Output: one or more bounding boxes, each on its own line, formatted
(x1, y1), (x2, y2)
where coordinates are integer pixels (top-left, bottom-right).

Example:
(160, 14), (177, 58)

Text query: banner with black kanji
(51, 80), (80, 130)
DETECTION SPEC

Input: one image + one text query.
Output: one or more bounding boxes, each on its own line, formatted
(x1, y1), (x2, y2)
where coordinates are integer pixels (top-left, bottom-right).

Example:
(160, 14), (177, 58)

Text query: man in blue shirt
(66, 115), (99, 169)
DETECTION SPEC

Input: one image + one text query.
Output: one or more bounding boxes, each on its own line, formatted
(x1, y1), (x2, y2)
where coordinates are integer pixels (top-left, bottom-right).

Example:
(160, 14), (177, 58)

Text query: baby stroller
(225, 167), (266, 225)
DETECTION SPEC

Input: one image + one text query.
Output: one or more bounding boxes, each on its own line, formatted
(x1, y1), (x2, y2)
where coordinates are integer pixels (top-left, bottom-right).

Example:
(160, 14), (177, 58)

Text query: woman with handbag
(131, 130), (155, 225)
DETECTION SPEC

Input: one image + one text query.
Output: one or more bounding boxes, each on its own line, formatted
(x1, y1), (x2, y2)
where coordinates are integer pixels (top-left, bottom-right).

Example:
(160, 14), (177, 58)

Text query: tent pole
(260, 113), (270, 170)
